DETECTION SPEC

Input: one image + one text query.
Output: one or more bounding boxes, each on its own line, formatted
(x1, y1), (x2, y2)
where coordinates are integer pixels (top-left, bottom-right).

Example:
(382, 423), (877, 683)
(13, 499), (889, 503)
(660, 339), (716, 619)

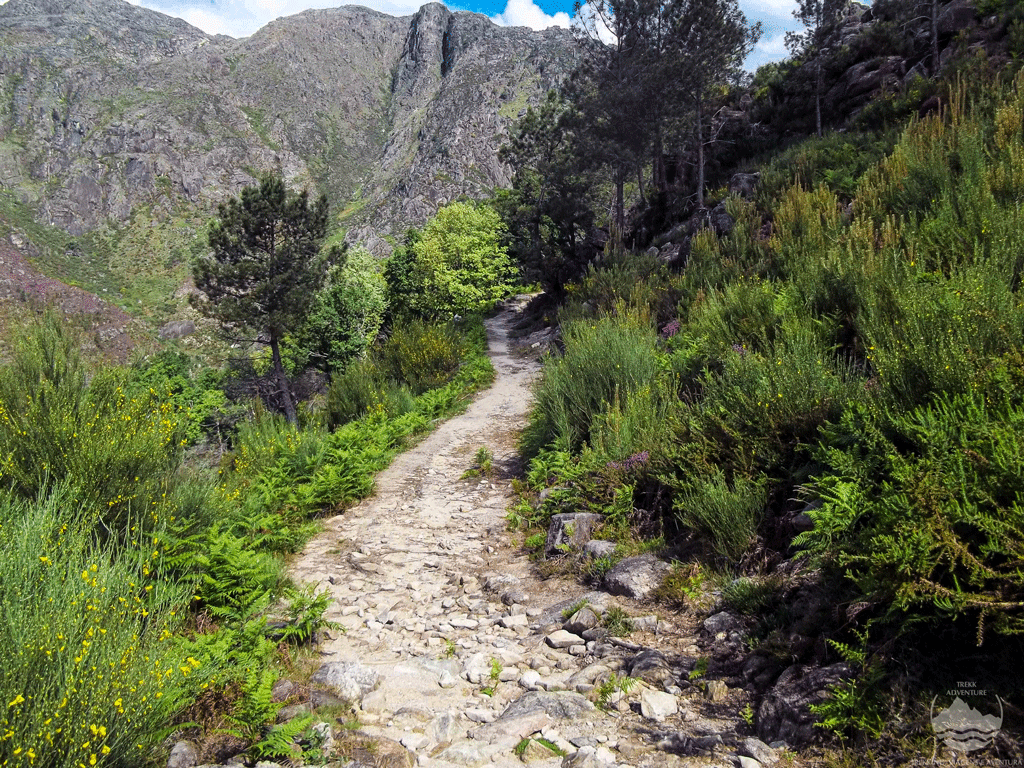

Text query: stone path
(289, 303), (782, 768)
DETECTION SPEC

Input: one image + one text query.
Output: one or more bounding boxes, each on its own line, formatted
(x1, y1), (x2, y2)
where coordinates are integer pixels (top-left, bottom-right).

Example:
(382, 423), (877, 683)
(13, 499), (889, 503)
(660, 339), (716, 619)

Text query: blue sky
(0, 0), (797, 71)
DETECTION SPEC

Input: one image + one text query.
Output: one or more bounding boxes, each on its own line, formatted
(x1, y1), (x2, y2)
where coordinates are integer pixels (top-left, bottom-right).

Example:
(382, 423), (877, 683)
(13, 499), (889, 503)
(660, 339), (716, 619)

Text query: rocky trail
(282, 302), (788, 768)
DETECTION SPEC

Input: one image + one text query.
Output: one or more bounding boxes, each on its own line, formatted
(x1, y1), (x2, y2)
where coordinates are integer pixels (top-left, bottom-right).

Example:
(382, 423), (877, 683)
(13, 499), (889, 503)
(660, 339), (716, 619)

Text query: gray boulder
(938, 0), (977, 35)
(158, 320), (195, 340)
(626, 648), (674, 688)
(728, 172), (760, 199)
(545, 513), (605, 557)
(757, 663), (852, 745)
(603, 554), (671, 600)
(584, 539), (617, 560)
(709, 201), (735, 236)
(309, 661), (380, 705)
(564, 605), (601, 635)
(167, 741), (199, 768)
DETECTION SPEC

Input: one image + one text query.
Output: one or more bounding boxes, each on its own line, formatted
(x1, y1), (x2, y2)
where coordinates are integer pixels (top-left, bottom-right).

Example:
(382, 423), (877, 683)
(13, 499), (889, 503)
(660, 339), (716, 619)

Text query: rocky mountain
(0, 0), (577, 279)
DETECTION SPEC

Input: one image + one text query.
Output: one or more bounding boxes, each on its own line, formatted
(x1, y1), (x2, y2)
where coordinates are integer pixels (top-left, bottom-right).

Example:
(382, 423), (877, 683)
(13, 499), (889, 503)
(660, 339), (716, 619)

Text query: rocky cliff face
(0, 0), (577, 253)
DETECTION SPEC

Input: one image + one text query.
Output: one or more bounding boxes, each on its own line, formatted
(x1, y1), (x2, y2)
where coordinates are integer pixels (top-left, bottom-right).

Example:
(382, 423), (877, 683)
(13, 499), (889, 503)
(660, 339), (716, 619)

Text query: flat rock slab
(757, 663), (852, 746)
(546, 629), (584, 648)
(640, 688), (678, 721)
(310, 661), (380, 704)
(499, 690), (596, 720)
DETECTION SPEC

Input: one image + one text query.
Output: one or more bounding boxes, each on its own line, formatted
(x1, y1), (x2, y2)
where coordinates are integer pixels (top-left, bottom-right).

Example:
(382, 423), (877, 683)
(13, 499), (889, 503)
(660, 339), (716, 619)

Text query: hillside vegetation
(2, 0), (1024, 764)
(503, 52), (1024, 765)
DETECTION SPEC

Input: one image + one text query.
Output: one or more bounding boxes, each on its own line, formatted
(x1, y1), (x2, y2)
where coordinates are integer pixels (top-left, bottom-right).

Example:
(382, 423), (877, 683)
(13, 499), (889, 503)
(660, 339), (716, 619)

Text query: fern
(275, 583), (342, 646)
(250, 714), (314, 761)
(226, 665), (280, 743)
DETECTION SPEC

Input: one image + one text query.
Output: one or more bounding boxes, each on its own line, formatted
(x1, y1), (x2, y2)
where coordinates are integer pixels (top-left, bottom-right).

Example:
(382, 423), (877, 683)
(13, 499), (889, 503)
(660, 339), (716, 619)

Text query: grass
(601, 606), (634, 636)
(561, 598), (590, 622)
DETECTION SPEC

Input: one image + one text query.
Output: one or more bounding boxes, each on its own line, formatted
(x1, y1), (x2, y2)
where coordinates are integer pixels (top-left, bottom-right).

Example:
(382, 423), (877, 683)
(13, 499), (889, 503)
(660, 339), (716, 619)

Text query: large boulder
(603, 554), (672, 600)
(938, 0), (978, 35)
(728, 172), (760, 199)
(757, 663), (852, 745)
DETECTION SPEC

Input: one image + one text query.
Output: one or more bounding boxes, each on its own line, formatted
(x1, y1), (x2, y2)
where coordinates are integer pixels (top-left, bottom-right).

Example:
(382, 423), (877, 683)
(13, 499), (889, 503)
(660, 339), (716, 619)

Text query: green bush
(326, 358), (381, 427)
(128, 351), (230, 445)
(673, 470), (766, 560)
(377, 319), (467, 395)
(797, 394), (1024, 640)
(527, 309), (663, 455)
(296, 247), (387, 374)
(0, 314), (185, 523)
(408, 201), (517, 317)
(686, 317), (859, 476)
(562, 251), (679, 325)
(0, 487), (190, 768)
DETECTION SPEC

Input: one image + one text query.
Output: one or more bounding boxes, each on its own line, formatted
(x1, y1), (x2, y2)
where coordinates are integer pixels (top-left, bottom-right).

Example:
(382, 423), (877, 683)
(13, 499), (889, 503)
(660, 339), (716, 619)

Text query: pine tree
(787, 0), (844, 137)
(191, 173), (332, 424)
(665, 0), (760, 206)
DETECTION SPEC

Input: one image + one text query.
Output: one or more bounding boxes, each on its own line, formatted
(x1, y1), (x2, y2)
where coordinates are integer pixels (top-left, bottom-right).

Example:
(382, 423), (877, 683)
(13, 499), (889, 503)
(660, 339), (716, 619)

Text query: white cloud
(179, 6), (244, 36)
(571, 0), (615, 44)
(492, 0), (571, 30)
(756, 32), (788, 56)
(742, 0), (796, 14)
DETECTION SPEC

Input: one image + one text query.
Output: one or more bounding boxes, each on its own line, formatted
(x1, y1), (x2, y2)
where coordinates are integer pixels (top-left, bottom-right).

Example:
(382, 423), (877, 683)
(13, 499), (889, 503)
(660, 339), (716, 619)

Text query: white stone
(545, 630), (584, 649)
(519, 670), (542, 690)
(639, 688), (678, 721)
(464, 707), (496, 723)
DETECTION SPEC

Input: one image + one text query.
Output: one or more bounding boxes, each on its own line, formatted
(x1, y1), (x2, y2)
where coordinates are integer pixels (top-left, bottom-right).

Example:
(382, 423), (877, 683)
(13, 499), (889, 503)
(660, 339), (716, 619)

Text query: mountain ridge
(0, 0), (577, 318)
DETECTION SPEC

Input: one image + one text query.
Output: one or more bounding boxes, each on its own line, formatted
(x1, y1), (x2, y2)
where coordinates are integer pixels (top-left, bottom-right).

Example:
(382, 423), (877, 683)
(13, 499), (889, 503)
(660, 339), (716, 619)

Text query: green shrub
(0, 314), (185, 523)
(686, 317), (860, 477)
(562, 251), (678, 325)
(377, 319), (467, 395)
(0, 487), (190, 768)
(326, 358), (380, 427)
(797, 394), (1024, 640)
(408, 201), (517, 317)
(295, 247), (387, 374)
(528, 309), (662, 455)
(673, 470), (766, 561)
(756, 131), (897, 204)
(128, 350), (230, 445)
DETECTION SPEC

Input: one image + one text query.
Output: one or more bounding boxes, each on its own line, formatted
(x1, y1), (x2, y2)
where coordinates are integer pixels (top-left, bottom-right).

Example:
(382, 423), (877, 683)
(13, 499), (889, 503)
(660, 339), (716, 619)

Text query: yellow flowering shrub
(0, 488), (191, 768)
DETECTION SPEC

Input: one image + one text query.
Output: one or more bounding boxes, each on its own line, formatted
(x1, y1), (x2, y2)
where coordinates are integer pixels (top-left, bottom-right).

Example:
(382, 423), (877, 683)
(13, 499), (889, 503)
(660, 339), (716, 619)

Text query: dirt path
(289, 304), (755, 768)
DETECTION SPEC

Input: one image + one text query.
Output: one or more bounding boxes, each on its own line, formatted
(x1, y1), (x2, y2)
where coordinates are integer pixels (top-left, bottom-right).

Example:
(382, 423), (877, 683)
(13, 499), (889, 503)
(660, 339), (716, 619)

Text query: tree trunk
(654, 121), (666, 194)
(637, 164), (647, 208)
(270, 332), (298, 425)
(615, 166), (625, 246)
(696, 90), (705, 208)
(815, 58), (823, 138)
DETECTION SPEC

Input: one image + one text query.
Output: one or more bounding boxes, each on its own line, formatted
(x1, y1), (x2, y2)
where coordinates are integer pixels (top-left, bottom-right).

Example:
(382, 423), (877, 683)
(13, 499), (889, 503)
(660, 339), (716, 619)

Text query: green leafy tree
(296, 246), (387, 374)
(191, 174), (333, 424)
(383, 228), (423, 320)
(409, 202), (516, 317)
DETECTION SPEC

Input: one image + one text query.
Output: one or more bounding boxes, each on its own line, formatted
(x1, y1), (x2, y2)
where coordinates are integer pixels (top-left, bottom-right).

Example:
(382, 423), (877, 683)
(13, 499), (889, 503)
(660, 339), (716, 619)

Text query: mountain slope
(0, 0), (576, 252)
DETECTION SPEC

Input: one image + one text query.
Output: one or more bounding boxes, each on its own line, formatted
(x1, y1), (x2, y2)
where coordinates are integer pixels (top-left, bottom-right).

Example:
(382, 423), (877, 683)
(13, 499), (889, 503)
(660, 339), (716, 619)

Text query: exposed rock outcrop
(0, 0), (576, 253)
